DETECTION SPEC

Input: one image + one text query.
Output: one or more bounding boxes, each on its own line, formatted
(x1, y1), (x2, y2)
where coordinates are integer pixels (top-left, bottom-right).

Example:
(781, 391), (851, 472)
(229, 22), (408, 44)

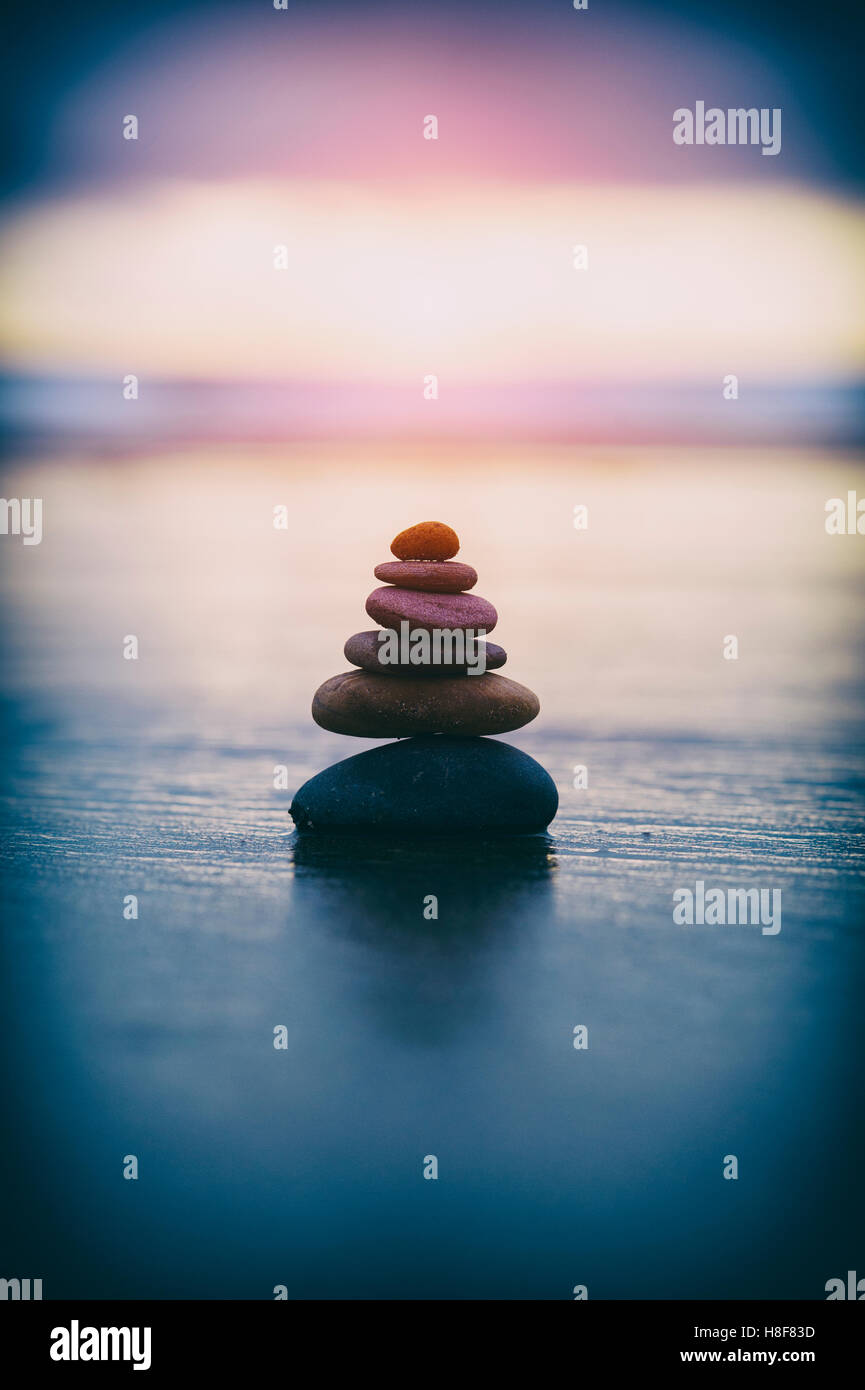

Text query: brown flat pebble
(311, 670), (539, 737)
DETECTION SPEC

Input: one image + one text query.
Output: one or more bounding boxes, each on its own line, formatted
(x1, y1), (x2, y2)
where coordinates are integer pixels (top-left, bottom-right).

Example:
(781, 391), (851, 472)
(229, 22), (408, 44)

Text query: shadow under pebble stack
(290, 521), (558, 834)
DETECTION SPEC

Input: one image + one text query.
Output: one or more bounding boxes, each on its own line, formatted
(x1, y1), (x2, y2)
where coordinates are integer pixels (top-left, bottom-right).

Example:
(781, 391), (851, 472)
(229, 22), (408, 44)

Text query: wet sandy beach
(2, 444), (863, 1298)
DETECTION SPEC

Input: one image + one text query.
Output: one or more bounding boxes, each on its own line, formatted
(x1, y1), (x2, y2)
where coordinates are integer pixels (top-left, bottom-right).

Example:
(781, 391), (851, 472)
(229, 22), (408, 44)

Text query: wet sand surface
(2, 445), (863, 1298)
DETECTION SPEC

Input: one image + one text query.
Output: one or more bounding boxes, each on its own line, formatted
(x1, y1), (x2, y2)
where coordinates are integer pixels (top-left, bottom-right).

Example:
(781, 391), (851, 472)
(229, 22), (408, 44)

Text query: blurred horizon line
(2, 373), (862, 448)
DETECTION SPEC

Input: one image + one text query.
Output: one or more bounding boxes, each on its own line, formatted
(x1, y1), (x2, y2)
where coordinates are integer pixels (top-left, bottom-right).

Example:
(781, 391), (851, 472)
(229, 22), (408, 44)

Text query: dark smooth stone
(373, 560), (477, 593)
(344, 629), (507, 676)
(312, 670), (539, 737)
(365, 586), (497, 634)
(290, 735), (559, 834)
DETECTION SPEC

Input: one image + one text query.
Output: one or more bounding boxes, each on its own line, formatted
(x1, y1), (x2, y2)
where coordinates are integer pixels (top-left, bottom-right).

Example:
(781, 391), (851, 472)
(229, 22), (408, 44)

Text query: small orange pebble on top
(390, 520), (459, 561)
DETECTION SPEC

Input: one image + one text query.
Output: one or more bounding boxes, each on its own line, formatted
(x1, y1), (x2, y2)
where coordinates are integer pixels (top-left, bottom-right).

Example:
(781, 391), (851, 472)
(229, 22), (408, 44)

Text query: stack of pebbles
(290, 522), (558, 834)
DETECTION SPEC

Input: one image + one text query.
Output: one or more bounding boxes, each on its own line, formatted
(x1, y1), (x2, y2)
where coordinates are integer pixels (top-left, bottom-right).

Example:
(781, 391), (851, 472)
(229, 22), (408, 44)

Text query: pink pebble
(365, 586), (498, 634)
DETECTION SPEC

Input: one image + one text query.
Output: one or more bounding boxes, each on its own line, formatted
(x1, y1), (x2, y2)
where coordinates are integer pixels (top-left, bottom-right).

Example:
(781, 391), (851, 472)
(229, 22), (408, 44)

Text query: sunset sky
(2, 0), (863, 439)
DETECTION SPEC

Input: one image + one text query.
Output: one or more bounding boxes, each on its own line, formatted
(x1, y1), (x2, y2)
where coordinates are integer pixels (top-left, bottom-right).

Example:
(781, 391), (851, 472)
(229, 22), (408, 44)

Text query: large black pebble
(290, 735), (558, 835)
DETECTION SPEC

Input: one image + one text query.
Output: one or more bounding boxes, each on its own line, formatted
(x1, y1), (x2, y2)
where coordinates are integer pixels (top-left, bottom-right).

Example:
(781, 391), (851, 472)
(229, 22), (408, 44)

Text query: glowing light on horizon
(1, 178), (863, 381)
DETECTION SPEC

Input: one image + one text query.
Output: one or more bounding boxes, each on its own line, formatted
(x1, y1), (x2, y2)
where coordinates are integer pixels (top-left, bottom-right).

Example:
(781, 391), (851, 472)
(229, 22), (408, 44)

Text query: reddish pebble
(373, 560), (477, 593)
(390, 521), (459, 561)
(365, 586), (497, 634)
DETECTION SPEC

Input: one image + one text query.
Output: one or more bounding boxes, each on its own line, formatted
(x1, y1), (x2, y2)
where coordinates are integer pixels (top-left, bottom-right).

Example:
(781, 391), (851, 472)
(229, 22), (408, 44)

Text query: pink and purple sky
(2, 0), (863, 442)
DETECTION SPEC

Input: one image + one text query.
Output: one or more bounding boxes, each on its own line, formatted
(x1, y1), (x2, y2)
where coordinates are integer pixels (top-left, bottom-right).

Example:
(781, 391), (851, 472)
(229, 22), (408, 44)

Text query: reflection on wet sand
(292, 830), (556, 927)
(290, 831), (557, 1044)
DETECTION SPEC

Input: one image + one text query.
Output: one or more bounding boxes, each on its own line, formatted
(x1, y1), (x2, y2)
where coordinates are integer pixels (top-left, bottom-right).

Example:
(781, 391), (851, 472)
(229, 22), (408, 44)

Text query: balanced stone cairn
(290, 521), (558, 834)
